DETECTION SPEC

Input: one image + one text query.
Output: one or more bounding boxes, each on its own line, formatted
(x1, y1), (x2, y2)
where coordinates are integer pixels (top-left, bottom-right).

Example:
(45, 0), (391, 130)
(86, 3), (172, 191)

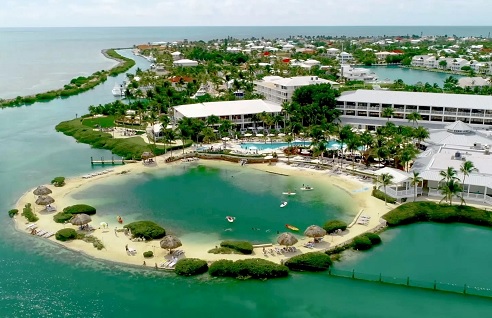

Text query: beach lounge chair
(37, 230), (47, 237)
(43, 232), (54, 238)
(127, 247), (137, 255)
(167, 258), (178, 269)
(25, 223), (37, 230)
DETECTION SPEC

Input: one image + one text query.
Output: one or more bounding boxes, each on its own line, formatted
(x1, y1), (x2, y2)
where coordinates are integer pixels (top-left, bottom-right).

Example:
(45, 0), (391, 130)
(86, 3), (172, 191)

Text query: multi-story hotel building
(337, 90), (492, 129)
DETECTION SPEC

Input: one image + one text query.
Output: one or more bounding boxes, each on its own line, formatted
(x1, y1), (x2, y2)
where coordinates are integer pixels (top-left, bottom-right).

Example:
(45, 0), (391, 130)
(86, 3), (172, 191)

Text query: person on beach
(114, 227), (118, 236)
(125, 244), (128, 252)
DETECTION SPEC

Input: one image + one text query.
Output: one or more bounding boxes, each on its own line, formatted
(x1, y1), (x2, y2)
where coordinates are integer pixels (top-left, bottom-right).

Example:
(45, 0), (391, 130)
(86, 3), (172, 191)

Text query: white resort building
(254, 76), (339, 104)
(413, 121), (492, 205)
(336, 90), (492, 130)
(173, 59), (199, 67)
(172, 99), (282, 130)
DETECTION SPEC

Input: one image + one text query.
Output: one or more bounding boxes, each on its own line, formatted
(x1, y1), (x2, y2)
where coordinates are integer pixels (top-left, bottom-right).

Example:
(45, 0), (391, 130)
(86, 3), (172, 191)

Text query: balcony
(384, 187), (422, 199)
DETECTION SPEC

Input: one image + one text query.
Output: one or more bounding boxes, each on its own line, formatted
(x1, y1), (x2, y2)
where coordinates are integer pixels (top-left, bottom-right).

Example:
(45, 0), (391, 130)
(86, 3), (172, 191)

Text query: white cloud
(0, 0), (491, 27)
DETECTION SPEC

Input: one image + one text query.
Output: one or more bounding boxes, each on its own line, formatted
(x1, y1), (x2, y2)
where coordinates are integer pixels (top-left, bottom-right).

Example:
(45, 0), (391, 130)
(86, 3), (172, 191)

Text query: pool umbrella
(35, 195), (55, 206)
(244, 133), (252, 137)
(256, 133), (264, 137)
(70, 213), (92, 225)
(277, 232), (298, 247)
(33, 186), (52, 196)
(304, 225), (326, 241)
(160, 235), (182, 253)
(221, 137), (230, 141)
(267, 133), (275, 137)
(278, 133), (286, 137)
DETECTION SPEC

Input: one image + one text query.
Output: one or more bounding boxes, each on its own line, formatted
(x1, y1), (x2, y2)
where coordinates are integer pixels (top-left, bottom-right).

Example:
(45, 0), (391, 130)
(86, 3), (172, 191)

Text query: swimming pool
(240, 140), (340, 150)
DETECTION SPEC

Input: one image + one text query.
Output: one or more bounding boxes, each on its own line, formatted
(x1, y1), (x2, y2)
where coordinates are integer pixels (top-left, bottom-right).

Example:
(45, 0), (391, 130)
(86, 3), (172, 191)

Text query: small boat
(300, 186), (314, 191)
(280, 201), (288, 208)
(117, 215), (123, 224)
(282, 192), (296, 195)
(226, 216), (235, 223)
(285, 224), (299, 231)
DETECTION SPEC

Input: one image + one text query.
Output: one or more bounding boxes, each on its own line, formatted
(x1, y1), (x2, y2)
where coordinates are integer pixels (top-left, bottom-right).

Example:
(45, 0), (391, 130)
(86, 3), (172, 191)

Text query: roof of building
(173, 100), (282, 118)
(374, 167), (411, 184)
(445, 120), (474, 133)
(458, 77), (490, 87)
(425, 121), (492, 146)
(338, 90), (492, 110)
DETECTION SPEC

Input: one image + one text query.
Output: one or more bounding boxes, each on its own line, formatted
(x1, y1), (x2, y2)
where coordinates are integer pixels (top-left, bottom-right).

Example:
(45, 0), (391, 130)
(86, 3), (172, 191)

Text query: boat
(282, 192), (296, 195)
(226, 216), (235, 223)
(112, 82), (126, 97)
(285, 224), (299, 231)
(117, 215), (123, 224)
(280, 201), (288, 208)
(300, 186), (314, 191)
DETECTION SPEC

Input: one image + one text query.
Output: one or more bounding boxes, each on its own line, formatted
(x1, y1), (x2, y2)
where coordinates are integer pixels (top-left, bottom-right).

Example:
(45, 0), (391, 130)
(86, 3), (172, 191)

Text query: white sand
(13, 153), (392, 269)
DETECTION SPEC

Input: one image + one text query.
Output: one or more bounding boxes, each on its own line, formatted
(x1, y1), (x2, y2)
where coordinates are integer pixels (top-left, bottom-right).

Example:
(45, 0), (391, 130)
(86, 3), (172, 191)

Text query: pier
(90, 156), (125, 165)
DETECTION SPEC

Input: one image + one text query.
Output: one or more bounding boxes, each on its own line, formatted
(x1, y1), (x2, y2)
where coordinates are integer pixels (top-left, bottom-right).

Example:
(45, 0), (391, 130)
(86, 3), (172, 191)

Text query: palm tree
(378, 173), (394, 205)
(440, 166), (459, 182)
(346, 135), (361, 170)
(413, 126), (429, 148)
(407, 112), (422, 126)
(285, 135), (294, 164)
(410, 171), (422, 202)
(381, 107), (395, 121)
(460, 160), (477, 205)
(439, 179), (463, 206)
(206, 115), (220, 127)
(337, 125), (353, 168)
(200, 126), (216, 144)
(163, 129), (176, 156)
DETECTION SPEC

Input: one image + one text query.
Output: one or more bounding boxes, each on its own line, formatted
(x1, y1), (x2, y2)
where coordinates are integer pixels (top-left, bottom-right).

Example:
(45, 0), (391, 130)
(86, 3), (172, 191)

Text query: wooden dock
(90, 157), (125, 165)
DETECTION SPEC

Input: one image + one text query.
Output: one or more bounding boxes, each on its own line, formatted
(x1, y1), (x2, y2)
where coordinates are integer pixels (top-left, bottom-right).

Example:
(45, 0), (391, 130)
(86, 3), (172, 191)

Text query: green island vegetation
(208, 259), (289, 279)
(8, 209), (19, 218)
(51, 176), (66, 187)
(383, 201), (492, 227)
(21, 203), (38, 222)
(284, 252), (333, 272)
(218, 240), (254, 255)
(123, 221), (166, 240)
(372, 188), (397, 204)
(53, 204), (96, 224)
(0, 49), (135, 108)
(80, 234), (105, 250)
(143, 251), (154, 258)
(55, 228), (77, 241)
(352, 233), (382, 251)
(323, 220), (348, 233)
(174, 258), (209, 276)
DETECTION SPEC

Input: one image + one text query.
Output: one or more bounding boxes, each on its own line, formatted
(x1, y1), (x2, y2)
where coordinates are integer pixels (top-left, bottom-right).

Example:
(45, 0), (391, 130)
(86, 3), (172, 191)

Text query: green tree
(407, 112), (422, 126)
(378, 173), (394, 205)
(337, 125), (353, 168)
(410, 171), (423, 202)
(439, 179), (463, 206)
(440, 166), (458, 182)
(413, 126), (429, 148)
(382, 107), (395, 121)
(460, 160), (477, 205)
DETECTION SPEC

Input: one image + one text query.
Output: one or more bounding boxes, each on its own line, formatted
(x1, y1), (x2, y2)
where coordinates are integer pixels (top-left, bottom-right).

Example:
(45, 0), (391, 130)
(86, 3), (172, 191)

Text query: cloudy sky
(1, 0), (490, 27)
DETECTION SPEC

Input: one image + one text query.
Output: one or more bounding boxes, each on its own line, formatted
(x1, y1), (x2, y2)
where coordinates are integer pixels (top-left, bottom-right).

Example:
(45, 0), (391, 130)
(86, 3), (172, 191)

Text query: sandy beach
(13, 150), (391, 269)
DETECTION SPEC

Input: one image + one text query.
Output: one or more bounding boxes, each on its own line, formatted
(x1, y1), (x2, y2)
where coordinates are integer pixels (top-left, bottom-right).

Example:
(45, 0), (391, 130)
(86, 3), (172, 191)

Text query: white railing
(384, 187), (422, 198)
(429, 189), (492, 205)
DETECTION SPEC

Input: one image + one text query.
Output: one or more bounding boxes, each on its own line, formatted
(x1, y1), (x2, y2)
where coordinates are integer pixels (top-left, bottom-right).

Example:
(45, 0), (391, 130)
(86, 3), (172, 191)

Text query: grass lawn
(82, 116), (116, 128)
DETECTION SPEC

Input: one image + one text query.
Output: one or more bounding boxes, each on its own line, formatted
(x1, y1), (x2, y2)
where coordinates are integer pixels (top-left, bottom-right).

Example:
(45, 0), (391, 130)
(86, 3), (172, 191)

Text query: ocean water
(1, 26), (491, 98)
(1, 28), (492, 317)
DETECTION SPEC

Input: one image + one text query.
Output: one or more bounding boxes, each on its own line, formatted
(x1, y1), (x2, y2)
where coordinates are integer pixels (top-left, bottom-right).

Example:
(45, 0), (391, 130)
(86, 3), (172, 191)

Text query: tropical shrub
(82, 235), (104, 250)
(63, 204), (96, 215)
(55, 228), (77, 241)
(8, 209), (18, 218)
(352, 235), (372, 250)
(175, 258), (209, 276)
(51, 176), (66, 187)
(284, 252), (333, 272)
(21, 203), (38, 222)
(372, 189), (396, 204)
(220, 240), (253, 255)
(53, 212), (74, 223)
(123, 221), (166, 240)
(209, 259), (288, 279)
(322, 220), (348, 233)
(143, 251), (154, 258)
(208, 247), (237, 254)
(363, 233), (382, 245)
(383, 202), (492, 227)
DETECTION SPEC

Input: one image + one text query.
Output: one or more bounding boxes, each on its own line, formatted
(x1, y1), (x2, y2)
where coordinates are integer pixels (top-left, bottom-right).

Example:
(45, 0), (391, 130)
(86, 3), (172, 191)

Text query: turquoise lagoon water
(240, 140), (340, 150)
(1, 30), (492, 316)
(68, 163), (355, 244)
(368, 65), (463, 85)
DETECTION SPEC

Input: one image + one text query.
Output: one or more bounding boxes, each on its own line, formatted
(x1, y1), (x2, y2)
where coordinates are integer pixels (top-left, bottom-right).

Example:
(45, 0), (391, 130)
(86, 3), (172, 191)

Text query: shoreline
(13, 152), (391, 270)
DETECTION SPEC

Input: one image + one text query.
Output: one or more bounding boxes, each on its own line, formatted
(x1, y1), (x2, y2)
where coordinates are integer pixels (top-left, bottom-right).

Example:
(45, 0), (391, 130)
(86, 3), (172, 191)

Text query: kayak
(300, 187), (314, 191)
(285, 224), (299, 231)
(282, 192), (297, 195)
(226, 216), (235, 223)
(280, 201), (288, 208)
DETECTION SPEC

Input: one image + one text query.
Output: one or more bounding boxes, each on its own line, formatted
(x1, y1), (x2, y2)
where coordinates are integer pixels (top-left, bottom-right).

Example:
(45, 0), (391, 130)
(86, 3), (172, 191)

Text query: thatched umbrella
(141, 151), (154, 160)
(70, 213), (92, 226)
(277, 232), (298, 247)
(35, 195), (55, 206)
(160, 235), (182, 253)
(304, 225), (327, 242)
(33, 186), (52, 196)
